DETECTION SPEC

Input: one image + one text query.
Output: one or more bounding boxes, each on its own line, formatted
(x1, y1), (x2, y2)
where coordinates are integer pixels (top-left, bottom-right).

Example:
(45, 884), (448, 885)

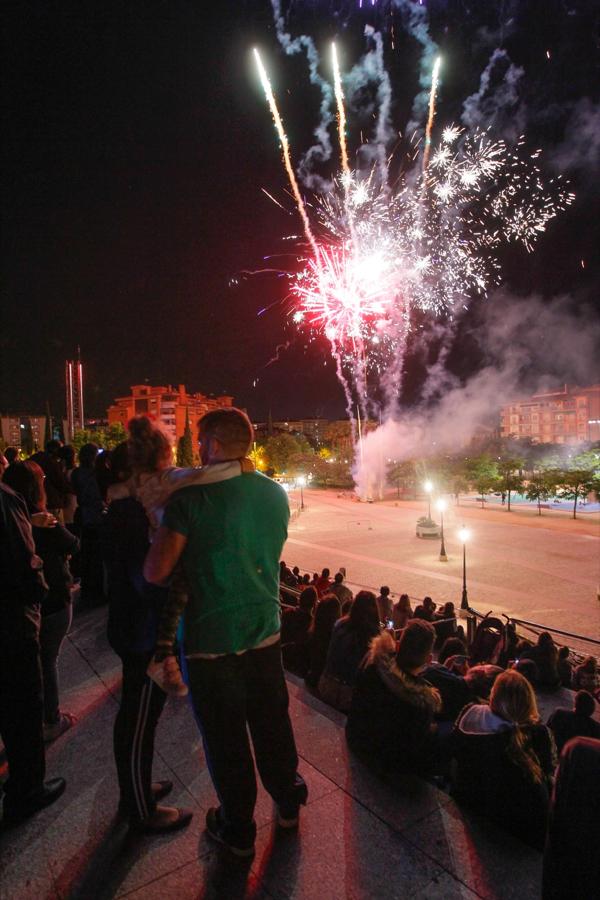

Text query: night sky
(2, 1), (599, 422)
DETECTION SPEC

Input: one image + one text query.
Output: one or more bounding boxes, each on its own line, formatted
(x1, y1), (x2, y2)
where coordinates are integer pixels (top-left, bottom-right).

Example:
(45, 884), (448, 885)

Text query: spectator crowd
(278, 562), (600, 894)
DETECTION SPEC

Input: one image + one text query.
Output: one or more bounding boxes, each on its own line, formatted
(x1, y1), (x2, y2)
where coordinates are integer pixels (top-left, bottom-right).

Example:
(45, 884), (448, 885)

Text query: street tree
(556, 467), (599, 519)
(451, 475), (470, 505)
(264, 433), (306, 474)
(103, 422), (127, 450)
(467, 455), (499, 508)
(248, 443), (267, 471)
(387, 460), (417, 498)
(525, 470), (557, 516)
(497, 457), (525, 512)
(176, 409), (194, 467)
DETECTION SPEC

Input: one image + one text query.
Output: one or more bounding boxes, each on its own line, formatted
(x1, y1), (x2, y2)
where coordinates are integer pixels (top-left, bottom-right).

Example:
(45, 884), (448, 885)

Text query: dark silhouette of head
(78, 442), (99, 468)
(439, 636), (467, 665)
(396, 620), (435, 674)
(311, 594), (341, 637)
(4, 446), (19, 465)
(574, 690), (596, 717)
(3, 460), (46, 512)
(348, 590), (379, 635)
(299, 586), (317, 613)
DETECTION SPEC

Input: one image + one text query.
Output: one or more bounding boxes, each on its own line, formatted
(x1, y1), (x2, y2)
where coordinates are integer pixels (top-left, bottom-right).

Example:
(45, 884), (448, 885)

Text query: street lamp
(436, 498), (448, 561)
(297, 475), (306, 510)
(459, 526), (470, 613)
(424, 480), (434, 519)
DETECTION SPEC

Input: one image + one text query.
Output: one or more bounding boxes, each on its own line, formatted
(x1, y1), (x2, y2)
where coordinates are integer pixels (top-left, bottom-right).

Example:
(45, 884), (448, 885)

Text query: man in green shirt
(144, 408), (307, 857)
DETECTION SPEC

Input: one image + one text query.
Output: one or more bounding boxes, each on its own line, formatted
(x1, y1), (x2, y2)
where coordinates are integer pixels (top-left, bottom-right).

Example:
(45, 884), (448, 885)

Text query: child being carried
(109, 415), (253, 696)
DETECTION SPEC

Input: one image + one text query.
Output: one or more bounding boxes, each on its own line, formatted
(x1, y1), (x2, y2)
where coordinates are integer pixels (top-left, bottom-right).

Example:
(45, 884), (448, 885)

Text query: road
(285, 488), (600, 648)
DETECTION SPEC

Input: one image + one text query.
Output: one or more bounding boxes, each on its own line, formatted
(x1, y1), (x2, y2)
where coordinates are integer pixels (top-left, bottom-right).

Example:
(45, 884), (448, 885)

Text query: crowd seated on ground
(318, 591), (381, 712)
(279, 562), (600, 856)
(329, 571), (353, 606)
(305, 594), (342, 690)
(572, 655), (600, 697)
(547, 689), (600, 752)
(280, 586), (317, 676)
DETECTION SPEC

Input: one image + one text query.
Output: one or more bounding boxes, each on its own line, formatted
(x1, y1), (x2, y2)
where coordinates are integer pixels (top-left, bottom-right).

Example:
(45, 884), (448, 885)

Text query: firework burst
(253, 47), (574, 410)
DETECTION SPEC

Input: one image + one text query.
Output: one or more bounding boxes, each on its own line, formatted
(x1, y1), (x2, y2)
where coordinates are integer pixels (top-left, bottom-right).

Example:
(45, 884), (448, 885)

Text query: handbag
(318, 672), (354, 712)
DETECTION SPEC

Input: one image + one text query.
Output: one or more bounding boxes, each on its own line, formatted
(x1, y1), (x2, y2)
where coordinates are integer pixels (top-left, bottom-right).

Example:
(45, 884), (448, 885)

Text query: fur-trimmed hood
(365, 632), (442, 714)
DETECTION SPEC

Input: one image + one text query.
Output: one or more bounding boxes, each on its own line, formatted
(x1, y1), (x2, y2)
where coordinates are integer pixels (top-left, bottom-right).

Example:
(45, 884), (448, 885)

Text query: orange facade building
(500, 384), (600, 445)
(107, 384), (234, 446)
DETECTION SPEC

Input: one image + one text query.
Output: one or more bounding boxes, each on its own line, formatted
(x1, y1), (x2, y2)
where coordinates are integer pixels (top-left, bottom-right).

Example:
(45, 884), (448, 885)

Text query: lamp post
(436, 498), (448, 561)
(297, 475), (306, 510)
(424, 480), (433, 519)
(459, 526), (470, 614)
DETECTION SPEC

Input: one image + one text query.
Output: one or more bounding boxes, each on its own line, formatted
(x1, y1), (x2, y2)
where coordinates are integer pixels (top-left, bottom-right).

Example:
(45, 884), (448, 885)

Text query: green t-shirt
(162, 470), (289, 655)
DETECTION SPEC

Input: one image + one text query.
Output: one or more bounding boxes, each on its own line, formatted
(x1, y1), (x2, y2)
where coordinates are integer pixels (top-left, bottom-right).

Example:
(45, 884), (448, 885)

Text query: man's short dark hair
(199, 407), (253, 457)
(334, 572), (343, 584)
(380, 585), (390, 596)
(396, 620), (435, 672)
(45, 439), (62, 454)
(574, 690), (596, 717)
(321, 568), (330, 578)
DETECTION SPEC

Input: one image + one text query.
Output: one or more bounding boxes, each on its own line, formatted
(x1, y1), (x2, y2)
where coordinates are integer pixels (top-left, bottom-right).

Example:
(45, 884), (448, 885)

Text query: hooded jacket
(346, 631), (441, 776)
(452, 702), (557, 849)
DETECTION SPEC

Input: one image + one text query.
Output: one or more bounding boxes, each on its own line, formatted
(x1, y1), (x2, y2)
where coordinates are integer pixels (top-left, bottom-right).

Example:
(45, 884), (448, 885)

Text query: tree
(387, 460), (417, 498)
(176, 409), (194, 467)
(450, 475), (469, 505)
(248, 443), (267, 471)
(103, 422), (127, 450)
(285, 452), (317, 479)
(525, 470), (557, 516)
(72, 428), (95, 453)
(264, 433), (304, 474)
(468, 455), (499, 508)
(497, 457), (524, 512)
(556, 468), (599, 519)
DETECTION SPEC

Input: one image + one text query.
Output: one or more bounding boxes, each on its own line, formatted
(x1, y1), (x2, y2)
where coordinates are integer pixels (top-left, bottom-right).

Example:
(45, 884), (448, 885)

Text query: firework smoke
(253, 20), (575, 494)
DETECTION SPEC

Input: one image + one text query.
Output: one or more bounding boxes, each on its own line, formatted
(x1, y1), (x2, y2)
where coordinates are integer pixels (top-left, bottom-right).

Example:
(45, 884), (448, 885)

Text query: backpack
(469, 612), (505, 665)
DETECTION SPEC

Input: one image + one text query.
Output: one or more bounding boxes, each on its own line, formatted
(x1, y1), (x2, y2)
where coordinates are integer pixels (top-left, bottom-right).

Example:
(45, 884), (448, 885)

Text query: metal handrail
(505, 616), (600, 647)
(464, 605), (599, 664)
(282, 568), (599, 661)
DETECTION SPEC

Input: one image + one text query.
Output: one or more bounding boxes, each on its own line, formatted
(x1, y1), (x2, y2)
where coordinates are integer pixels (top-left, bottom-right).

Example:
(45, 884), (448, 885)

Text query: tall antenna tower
(65, 348), (84, 442)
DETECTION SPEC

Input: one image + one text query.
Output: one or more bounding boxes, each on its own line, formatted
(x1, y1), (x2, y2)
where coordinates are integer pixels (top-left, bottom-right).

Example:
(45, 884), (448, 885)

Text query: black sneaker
(276, 776), (308, 829)
(205, 807), (256, 858)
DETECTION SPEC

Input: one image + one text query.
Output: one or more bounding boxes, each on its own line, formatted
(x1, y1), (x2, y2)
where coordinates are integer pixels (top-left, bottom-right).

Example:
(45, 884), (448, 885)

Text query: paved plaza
(285, 490), (600, 650)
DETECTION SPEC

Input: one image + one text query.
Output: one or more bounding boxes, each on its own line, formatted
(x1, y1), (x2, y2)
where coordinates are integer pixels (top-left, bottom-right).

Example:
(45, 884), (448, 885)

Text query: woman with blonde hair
(452, 669), (556, 848)
(391, 593), (413, 630)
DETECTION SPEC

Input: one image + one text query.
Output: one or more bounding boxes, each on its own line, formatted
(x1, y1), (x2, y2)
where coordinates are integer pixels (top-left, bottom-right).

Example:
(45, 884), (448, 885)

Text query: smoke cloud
(344, 26), (394, 175)
(549, 99), (600, 179)
(270, 0), (334, 189)
(461, 48), (525, 141)
(354, 292), (600, 496)
(392, 0), (440, 136)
